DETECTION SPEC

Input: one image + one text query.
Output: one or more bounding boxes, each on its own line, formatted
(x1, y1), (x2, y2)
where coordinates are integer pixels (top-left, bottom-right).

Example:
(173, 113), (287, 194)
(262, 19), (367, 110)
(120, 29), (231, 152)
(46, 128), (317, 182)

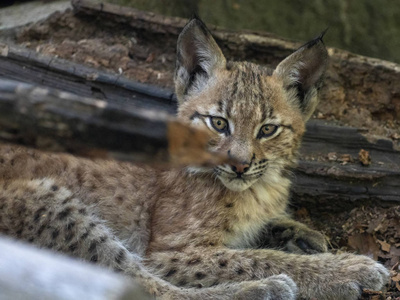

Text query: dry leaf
(392, 273), (400, 282)
(348, 233), (380, 260)
(377, 239), (391, 252)
(359, 149), (372, 166)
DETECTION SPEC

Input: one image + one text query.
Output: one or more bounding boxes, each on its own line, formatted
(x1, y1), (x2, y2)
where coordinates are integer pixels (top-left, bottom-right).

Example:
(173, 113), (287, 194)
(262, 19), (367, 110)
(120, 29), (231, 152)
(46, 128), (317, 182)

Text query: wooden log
(294, 121), (400, 205)
(0, 78), (226, 166)
(0, 237), (151, 300)
(0, 43), (399, 204)
(294, 160), (400, 206)
(0, 42), (177, 114)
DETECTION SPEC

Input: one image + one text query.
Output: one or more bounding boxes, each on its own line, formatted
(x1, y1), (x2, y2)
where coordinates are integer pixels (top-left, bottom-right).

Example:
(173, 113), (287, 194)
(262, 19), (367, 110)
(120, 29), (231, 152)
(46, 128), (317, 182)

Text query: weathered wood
(293, 121), (400, 206)
(294, 161), (400, 206)
(0, 79), (225, 166)
(0, 237), (151, 300)
(0, 42), (399, 203)
(0, 78), (167, 160)
(0, 42), (177, 114)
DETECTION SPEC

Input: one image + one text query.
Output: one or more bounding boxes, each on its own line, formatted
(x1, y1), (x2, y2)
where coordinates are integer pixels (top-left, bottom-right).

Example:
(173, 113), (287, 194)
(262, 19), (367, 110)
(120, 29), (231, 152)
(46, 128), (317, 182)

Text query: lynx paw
(272, 225), (328, 254)
(287, 228), (327, 254)
(234, 274), (297, 300)
(342, 258), (389, 298)
(312, 255), (390, 300)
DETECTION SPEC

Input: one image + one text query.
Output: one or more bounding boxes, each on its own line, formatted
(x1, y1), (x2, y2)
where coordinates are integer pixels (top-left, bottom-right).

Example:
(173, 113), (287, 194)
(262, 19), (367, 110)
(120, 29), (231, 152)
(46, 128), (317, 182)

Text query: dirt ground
(9, 9), (400, 299)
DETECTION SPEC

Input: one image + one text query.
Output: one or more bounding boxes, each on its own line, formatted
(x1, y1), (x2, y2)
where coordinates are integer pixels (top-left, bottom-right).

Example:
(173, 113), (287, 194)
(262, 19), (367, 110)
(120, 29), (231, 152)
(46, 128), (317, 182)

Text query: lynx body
(0, 18), (388, 299)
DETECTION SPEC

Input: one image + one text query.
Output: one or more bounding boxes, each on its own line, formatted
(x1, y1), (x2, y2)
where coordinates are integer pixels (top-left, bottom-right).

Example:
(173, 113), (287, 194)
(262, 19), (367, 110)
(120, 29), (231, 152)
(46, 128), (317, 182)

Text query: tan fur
(0, 19), (388, 299)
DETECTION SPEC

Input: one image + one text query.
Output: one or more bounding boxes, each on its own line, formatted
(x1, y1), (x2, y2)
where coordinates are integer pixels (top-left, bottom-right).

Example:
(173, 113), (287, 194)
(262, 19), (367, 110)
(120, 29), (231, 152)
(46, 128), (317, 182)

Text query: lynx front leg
(255, 216), (328, 254)
(0, 178), (173, 296)
(0, 179), (297, 299)
(148, 247), (389, 300)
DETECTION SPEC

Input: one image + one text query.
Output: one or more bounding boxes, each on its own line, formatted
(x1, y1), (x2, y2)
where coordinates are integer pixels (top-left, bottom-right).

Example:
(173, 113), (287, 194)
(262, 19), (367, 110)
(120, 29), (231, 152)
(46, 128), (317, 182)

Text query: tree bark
(0, 78), (226, 167)
(0, 42), (399, 204)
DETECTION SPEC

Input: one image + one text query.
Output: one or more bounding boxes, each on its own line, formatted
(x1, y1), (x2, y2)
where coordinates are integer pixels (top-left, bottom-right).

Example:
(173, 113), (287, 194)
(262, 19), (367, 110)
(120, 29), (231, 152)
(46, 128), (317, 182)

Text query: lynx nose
(227, 150), (252, 175)
(231, 163), (250, 174)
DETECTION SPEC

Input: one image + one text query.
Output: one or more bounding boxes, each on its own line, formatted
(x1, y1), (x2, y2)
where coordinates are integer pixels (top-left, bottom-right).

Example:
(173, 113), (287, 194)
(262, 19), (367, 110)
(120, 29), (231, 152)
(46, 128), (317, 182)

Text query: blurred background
(105, 0), (400, 64)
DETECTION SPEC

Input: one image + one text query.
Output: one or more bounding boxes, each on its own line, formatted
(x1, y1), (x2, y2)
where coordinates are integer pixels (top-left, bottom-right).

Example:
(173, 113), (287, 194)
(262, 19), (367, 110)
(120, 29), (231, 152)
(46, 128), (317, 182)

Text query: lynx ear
(175, 17), (226, 103)
(273, 32), (328, 121)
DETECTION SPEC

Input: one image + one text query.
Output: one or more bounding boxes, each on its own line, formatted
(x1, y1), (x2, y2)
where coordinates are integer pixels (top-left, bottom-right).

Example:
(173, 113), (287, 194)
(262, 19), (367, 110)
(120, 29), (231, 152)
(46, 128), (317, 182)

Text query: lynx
(0, 18), (389, 299)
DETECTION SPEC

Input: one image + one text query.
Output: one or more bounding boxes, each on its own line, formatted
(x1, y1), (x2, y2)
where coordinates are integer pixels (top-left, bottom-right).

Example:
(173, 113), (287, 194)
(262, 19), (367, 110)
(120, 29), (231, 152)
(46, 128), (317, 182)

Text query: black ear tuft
(301, 28), (329, 49)
(190, 12), (202, 23)
(319, 27), (329, 41)
(174, 18), (226, 103)
(273, 32), (329, 120)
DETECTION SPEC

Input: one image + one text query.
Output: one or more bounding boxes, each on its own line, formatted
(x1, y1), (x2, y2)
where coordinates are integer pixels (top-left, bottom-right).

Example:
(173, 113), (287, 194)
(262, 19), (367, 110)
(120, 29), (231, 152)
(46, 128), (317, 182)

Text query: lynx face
(175, 19), (328, 192)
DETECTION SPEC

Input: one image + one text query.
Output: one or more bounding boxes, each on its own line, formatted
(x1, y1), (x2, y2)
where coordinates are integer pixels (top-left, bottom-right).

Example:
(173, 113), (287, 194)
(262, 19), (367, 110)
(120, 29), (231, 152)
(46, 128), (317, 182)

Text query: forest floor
(3, 7), (400, 299)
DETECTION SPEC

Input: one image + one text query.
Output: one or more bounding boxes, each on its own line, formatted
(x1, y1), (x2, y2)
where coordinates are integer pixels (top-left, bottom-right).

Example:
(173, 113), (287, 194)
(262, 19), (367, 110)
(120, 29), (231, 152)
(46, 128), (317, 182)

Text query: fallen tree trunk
(0, 42), (177, 114)
(1, 1), (400, 204)
(295, 122), (400, 206)
(0, 42), (399, 204)
(0, 78), (225, 166)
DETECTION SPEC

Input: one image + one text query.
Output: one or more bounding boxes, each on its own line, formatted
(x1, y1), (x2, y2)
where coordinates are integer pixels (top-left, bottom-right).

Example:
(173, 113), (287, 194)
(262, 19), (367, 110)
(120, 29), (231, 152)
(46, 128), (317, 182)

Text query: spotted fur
(0, 18), (388, 299)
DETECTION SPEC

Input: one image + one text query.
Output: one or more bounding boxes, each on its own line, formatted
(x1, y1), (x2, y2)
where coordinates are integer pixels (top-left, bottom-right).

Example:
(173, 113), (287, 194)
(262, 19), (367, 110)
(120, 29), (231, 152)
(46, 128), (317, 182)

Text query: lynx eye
(258, 124), (279, 138)
(210, 116), (229, 133)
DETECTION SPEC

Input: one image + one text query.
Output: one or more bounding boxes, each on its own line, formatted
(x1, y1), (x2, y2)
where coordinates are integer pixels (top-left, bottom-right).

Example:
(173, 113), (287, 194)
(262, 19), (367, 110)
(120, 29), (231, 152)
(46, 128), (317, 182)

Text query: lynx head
(175, 18), (328, 192)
